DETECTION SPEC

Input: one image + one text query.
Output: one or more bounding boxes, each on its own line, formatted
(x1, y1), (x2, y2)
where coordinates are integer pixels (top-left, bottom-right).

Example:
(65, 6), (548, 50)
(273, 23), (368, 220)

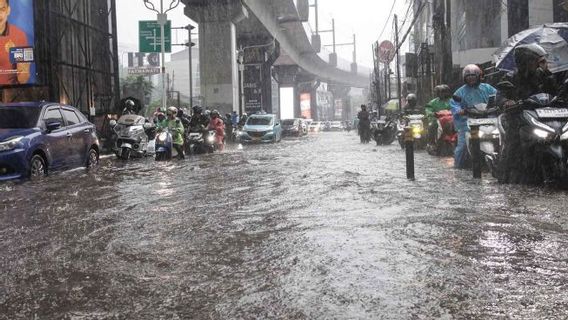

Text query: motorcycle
(489, 90), (568, 185)
(372, 116), (397, 146)
(398, 114), (427, 149)
(155, 128), (175, 161)
(427, 110), (457, 156)
(110, 115), (154, 160)
(465, 100), (500, 168)
(186, 129), (217, 154)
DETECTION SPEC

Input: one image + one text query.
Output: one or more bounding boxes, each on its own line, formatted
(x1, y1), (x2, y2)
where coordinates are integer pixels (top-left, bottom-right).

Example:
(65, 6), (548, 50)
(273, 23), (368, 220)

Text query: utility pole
(394, 14), (402, 112)
(143, 0), (180, 111)
(172, 24), (195, 107)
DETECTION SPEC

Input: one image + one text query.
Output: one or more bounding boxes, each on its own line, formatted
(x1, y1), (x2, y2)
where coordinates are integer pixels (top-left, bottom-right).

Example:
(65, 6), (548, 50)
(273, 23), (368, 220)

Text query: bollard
(404, 127), (415, 181)
(470, 125), (482, 179)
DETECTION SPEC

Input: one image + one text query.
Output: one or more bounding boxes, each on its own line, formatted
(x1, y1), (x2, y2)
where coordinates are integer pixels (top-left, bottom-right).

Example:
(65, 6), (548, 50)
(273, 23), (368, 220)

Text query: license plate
(468, 118), (497, 126)
(535, 108), (568, 118)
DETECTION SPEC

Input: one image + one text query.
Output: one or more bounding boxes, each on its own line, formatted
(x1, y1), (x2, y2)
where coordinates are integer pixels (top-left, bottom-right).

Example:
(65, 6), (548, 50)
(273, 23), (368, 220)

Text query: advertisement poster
(300, 93), (311, 119)
(0, 0), (36, 86)
(244, 65), (262, 114)
(334, 99), (343, 120)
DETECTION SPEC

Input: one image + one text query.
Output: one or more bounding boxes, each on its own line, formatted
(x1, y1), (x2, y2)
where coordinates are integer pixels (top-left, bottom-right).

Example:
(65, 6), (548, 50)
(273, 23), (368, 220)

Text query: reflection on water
(1, 133), (567, 319)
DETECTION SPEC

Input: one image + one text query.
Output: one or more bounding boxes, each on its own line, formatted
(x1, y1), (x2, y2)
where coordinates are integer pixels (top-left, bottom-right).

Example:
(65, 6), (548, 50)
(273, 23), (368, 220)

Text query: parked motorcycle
(110, 114), (154, 160)
(372, 116), (397, 146)
(186, 129), (217, 154)
(427, 110), (457, 156)
(489, 90), (568, 185)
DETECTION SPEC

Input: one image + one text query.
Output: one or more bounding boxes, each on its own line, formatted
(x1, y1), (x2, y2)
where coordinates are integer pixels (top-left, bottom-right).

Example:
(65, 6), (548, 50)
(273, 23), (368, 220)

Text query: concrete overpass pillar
(328, 84), (351, 121)
(183, 0), (248, 114)
(272, 65), (299, 119)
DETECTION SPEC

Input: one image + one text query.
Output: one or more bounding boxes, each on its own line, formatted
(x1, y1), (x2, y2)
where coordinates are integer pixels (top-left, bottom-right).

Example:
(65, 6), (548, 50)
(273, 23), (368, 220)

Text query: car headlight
(0, 136), (24, 152)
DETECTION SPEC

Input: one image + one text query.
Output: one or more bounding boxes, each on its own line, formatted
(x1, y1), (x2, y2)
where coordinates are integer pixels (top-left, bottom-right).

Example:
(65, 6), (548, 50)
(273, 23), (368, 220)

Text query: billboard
(0, 0), (36, 86)
(300, 93), (311, 119)
(244, 65), (263, 114)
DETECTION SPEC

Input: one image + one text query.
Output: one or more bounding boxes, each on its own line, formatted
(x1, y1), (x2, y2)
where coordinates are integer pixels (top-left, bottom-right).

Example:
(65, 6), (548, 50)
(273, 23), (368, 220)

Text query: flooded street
(1, 132), (568, 319)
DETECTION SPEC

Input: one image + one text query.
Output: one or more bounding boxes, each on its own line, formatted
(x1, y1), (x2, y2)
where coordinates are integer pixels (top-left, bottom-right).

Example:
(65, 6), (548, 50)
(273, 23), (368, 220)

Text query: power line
(377, 0), (399, 41)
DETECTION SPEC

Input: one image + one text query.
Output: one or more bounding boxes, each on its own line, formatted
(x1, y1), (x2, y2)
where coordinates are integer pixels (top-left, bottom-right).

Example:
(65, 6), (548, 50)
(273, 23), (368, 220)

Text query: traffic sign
(377, 40), (395, 63)
(139, 20), (172, 53)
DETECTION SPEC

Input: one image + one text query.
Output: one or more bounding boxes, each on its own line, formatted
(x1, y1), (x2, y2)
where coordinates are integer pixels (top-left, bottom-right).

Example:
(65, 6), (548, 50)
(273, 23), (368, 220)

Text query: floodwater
(1, 132), (567, 319)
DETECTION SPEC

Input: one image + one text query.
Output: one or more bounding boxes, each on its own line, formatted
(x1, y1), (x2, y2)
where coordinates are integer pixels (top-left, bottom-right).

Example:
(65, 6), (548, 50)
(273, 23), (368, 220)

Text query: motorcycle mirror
(496, 81), (515, 90)
(109, 120), (117, 128)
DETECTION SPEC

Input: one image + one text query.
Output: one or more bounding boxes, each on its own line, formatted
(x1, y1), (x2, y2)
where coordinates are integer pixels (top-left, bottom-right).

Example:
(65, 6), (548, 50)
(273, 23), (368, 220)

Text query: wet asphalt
(1, 132), (567, 319)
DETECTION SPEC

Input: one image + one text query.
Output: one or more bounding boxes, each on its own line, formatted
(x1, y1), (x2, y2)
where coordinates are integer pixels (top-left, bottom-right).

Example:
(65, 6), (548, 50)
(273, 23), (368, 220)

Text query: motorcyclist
(357, 104), (371, 143)
(208, 110), (225, 151)
(177, 108), (192, 129)
(497, 43), (558, 183)
(238, 113), (248, 127)
(231, 111), (240, 127)
(450, 64), (497, 169)
(158, 107), (185, 159)
(403, 93), (422, 115)
(188, 106), (210, 133)
(225, 113), (233, 142)
(425, 85), (452, 144)
(122, 99), (136, 115)
(153, 109), (167, 128)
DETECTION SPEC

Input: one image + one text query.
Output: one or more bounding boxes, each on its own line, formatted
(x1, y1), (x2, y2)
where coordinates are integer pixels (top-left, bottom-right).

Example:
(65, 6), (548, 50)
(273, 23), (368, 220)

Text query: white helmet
(167, 106), (178, 116)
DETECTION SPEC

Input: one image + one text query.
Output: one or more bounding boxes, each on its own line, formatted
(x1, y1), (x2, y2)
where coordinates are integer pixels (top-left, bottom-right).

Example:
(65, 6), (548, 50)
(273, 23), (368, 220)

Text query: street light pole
(143, 0), (180, 111)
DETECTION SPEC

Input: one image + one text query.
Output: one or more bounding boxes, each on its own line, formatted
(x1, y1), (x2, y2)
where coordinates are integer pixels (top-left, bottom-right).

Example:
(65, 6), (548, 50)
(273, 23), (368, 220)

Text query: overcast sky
(116, 0), (409, 67)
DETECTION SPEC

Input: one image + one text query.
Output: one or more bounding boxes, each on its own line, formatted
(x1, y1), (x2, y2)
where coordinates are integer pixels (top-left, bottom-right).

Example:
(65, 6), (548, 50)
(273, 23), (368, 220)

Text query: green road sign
(139, 20), (172, 53)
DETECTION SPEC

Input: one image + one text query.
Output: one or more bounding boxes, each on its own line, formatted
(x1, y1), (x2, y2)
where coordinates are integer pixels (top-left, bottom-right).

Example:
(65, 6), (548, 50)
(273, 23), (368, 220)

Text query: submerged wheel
(29, 154), (47, 179)
(120, 147), (131, 160)
(86, 148), (99, 168)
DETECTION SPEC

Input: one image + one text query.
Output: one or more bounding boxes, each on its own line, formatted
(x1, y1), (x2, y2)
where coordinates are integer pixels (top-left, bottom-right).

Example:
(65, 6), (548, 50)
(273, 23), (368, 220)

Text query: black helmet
(192, 106), (203, 114)
(211, 110), (220, 117)
(435, 84), (451, 98)
(125, 99), (135, 107)
(514, 43), (547, 68)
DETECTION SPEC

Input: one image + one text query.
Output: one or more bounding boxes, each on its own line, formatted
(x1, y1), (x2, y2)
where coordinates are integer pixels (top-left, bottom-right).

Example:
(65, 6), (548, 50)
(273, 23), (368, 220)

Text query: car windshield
(0, 107), (41, 129)
(247, 117), (272, 126)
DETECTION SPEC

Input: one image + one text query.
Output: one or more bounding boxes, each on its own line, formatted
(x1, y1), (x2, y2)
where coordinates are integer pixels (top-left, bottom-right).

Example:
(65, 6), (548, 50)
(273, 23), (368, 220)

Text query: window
(44, 108), (64, 125)
(61, 109), (81, 126)
(0, 107), (41, 129)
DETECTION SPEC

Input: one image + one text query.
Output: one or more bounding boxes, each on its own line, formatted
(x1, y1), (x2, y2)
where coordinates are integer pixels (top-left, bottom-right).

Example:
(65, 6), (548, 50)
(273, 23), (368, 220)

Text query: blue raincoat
(450, 83), (497, 168)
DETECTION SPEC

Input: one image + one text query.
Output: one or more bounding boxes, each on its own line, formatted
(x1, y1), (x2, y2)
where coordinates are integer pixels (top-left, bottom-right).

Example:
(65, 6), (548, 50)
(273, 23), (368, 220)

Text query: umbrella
(381, 99), (400, 112)
(494, 23), (568, 73)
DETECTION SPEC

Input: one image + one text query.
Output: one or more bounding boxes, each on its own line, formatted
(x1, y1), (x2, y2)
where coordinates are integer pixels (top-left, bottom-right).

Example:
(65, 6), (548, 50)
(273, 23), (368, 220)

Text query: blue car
(238, 114), (282, 143)
(0, 102), (100, 181)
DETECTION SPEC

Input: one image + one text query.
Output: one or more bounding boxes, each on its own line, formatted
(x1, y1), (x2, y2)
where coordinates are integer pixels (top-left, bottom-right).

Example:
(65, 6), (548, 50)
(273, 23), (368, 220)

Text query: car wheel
(120, 147), (131, 160)
(86, 148), (99, 168)
(29, 154), (47, 179)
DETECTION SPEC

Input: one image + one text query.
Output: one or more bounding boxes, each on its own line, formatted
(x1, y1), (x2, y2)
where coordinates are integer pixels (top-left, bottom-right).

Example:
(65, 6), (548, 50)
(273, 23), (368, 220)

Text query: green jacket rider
(424, 85), (452, 124)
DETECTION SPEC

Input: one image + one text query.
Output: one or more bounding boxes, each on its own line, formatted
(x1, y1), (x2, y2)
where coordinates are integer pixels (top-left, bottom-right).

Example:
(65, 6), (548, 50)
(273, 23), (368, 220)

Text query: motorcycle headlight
(0, 136), (24, 152)
(525, 113), (555, 134)
(478, 131), (485, 138)
(157, 132), (168, 142)
(411, 126), (422, 134)
(534, 128), (551, 139)
(207, 135), (215, 143)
